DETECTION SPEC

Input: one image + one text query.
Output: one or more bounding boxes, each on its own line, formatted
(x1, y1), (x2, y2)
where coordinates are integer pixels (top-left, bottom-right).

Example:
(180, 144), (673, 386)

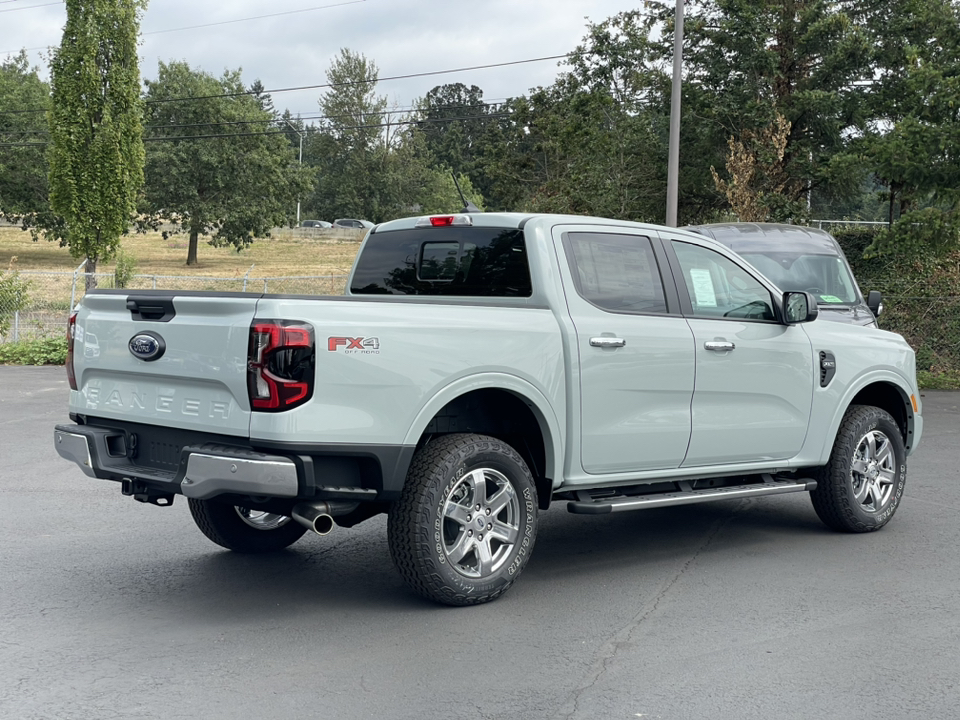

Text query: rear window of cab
(350, 228), (532, 297)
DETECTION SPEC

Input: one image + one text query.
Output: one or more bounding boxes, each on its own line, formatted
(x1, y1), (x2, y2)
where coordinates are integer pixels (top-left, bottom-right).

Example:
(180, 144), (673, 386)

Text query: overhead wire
(0, 102), (509, 139)
(0, 0), (366, 52)
(0, 0), (60, 12)
(0, 55), (567, 115)
(0, 111), (513, 147)
(146, 0), (365, 35)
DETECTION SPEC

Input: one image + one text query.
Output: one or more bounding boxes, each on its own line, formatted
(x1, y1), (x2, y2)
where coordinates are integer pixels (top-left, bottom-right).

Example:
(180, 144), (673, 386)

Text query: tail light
(66, 310), (78, 390)
(247, 320), (315, 411)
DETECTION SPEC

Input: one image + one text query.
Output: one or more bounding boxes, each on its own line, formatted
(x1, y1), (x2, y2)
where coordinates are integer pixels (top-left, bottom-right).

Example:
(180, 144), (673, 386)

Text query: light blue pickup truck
(54, 213), (923, 605)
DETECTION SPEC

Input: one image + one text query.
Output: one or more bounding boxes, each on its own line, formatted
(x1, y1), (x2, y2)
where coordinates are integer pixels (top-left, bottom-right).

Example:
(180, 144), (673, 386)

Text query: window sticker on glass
(689, 268), (718, 307)
(820, 295), (844, 303)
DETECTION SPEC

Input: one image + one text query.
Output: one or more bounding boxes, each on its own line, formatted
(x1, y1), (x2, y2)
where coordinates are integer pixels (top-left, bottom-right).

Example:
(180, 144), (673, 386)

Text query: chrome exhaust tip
(291, 500), (358, 536)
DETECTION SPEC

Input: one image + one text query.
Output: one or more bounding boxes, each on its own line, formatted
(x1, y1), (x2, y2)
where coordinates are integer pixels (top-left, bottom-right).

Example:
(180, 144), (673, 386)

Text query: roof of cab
(374, 212), (714, 244)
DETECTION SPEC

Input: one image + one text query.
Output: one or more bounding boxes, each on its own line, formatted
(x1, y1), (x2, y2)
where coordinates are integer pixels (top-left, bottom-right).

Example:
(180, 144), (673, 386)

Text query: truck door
(662, 237), (815, 466)
(556, 228), (695, 474)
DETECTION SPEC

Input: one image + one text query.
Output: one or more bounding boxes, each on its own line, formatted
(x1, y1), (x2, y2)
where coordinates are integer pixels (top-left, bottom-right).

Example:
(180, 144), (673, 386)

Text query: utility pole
(666, 0), (684, 227)
(282, 118), (304, 224)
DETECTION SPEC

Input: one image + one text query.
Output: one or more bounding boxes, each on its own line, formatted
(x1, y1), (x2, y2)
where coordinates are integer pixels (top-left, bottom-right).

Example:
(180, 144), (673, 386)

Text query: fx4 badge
(328, 336), (380, 354)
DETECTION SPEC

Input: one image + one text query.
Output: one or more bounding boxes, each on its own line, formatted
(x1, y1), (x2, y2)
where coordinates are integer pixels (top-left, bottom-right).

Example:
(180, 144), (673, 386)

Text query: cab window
(672, 241), (776, 321)
(564, 232), (668, 314)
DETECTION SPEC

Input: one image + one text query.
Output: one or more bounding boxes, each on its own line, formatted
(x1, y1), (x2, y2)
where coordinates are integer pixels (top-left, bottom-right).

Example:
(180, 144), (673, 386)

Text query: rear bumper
(54, 424), (298, 500)
(53, 420), (415, 503)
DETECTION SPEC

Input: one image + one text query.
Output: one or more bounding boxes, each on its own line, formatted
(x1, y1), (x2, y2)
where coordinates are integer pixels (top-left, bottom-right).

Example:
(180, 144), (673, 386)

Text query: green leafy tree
(142, 61), (313, 265)
(306, 49), (389, 221)
(854, 0), (960, 251)
(416, 83), (496, 198)
(48, 0), (146, 288)
(667, 0), (871, 216)
(0, 52), (56, 231)
(0, 258), (30, 339)
(478, 17), (669, 219)
(384, 126), (485, 215)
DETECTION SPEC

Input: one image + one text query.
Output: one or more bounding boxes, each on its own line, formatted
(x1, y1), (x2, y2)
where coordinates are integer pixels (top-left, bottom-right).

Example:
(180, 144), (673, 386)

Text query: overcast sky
(1, 0), (634, 116)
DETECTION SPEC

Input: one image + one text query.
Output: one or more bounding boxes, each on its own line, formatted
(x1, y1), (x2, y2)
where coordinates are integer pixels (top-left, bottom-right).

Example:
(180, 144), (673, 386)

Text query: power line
(0, 112), (512, 147)
(0, 54), (567, 115)
(150, 55), (568, 105)
(0, 102), (508, 139)
(0, 0), (365, 52)
(0, 0), (59, 12)
(146, 0), (365, 36)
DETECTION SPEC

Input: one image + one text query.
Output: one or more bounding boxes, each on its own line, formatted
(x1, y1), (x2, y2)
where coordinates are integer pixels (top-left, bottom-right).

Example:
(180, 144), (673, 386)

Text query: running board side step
(567, 476), (817, 515)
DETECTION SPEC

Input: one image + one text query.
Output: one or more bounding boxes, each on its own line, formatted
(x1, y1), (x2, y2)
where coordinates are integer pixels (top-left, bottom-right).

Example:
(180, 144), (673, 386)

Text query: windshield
(738, 251), (860, 305)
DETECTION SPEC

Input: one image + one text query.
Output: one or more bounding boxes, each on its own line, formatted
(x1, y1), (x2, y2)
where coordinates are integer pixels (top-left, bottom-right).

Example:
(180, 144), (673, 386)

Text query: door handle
(704, 341), (735, 352)
(590, 337), (626, 348)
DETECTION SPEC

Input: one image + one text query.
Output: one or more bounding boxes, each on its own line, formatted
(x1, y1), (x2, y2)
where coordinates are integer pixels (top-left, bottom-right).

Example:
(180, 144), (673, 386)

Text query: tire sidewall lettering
(430, 442), (536, 589)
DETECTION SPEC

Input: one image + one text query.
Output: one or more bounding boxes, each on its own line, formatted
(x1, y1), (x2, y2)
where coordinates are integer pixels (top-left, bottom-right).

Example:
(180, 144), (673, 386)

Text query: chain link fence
(0, 270), (347, 343)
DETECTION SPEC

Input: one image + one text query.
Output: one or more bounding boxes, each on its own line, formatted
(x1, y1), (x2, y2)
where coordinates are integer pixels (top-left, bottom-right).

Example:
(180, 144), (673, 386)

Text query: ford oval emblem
(128, 332), (165, 362)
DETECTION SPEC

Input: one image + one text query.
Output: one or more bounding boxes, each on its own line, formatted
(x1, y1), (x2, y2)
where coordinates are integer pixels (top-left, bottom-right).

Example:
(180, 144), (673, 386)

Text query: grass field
(0, 226), (364, 277)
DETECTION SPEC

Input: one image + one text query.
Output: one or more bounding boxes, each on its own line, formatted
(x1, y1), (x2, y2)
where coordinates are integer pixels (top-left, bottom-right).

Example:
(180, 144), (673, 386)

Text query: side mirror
(867, 290), (883, 317)
(783, 291), (819, 324)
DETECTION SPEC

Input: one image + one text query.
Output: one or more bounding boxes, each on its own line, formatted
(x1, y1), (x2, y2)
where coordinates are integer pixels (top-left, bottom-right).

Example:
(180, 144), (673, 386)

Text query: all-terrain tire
(188, 499), (307, 553)
(810, 405), (907, 533)
(388, 434), (538, 606)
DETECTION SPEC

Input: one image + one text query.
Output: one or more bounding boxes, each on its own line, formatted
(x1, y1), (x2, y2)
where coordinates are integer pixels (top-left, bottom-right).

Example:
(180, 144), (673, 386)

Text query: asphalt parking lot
(2, 365), (958, 720)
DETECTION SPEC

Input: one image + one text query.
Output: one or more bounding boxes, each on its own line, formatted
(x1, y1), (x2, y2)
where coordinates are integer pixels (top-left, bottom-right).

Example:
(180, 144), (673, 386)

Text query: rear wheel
(388, 434), (538, 606)
(188, 499), (307, 553)
(810, 405), (907, 532)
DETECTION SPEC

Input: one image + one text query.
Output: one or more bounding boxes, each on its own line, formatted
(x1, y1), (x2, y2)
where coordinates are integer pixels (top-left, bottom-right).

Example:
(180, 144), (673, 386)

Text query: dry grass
(0, 226), (364, 277)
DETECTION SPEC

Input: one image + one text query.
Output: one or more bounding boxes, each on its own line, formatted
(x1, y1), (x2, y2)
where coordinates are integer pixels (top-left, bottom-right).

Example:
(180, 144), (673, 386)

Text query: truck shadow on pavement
(67, 495), (836, 619)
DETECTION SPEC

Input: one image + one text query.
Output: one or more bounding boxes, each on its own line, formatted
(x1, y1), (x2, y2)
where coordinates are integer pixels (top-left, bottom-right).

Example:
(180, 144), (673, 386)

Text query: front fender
(817, 368), (921, 461)
(401, 372), (564, 484)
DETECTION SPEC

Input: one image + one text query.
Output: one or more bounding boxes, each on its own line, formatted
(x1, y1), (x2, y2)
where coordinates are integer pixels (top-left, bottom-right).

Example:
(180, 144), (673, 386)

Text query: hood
(817, 303), (877, 327)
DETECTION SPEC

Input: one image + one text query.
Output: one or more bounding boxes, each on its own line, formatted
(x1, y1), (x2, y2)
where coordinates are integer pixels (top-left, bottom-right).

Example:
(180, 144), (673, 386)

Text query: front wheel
(188, 499), (307, 553)
(388, 434), (538, 606)
(810, 405), (907, 532)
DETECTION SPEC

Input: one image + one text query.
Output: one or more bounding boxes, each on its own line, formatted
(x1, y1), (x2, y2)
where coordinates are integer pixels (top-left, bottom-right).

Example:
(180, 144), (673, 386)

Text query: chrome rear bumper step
(567, 476), (817, 515)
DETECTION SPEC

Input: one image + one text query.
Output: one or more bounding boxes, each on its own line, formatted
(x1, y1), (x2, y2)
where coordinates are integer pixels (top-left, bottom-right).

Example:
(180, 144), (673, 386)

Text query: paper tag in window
(689, 268), (717, 307)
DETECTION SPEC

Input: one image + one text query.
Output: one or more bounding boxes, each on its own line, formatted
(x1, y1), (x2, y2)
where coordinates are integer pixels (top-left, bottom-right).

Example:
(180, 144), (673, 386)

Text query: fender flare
(402, 372), (564, 483)
(819, 369), (916, 460)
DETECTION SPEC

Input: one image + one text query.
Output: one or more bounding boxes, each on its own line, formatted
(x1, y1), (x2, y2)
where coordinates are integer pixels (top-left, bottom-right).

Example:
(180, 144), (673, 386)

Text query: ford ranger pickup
(54, 212), (923, 605)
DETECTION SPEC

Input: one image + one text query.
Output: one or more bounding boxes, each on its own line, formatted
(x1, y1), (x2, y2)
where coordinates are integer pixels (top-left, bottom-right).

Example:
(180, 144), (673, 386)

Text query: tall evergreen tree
(48, 0), (146, 287)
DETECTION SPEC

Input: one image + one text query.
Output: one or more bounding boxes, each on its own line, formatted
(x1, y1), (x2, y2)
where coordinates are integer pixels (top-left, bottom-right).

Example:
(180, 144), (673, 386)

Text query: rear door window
(563, 232), (668, 314)
(351, 228), (531, 297)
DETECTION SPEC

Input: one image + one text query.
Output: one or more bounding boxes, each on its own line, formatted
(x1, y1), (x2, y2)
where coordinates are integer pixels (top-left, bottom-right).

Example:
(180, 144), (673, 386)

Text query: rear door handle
(704, 341), (735, 352)
(590, 337), (626, 348)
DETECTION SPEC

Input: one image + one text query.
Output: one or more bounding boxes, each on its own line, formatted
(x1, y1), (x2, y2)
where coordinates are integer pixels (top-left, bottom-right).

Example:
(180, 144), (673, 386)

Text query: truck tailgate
(70, 291), (259, 437)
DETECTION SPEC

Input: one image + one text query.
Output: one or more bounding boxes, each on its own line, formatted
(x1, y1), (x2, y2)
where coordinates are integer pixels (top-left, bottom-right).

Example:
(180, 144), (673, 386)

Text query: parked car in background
(686, 222), (883, 327)
(333, 218), (375, 229)
(300, 220), (332, 228)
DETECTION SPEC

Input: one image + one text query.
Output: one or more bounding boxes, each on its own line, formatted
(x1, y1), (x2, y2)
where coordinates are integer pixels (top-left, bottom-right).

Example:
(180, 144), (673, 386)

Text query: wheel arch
(402, 374), (563, 509)
(823, 374), (918, 458)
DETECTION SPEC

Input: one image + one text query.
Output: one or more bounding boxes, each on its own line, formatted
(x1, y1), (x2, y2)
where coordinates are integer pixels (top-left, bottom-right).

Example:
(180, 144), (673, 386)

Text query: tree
(416, 83), (496, 197)
(142, 61), (313, 265)
(306, 49), (390, 222)
(48, 0), (146, 288)
(711, 113), (794, 221)
(854, 0), (960, 249)
(663, 0), (872, 215)
(0, 52), (55, 232)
